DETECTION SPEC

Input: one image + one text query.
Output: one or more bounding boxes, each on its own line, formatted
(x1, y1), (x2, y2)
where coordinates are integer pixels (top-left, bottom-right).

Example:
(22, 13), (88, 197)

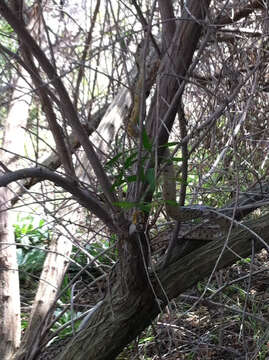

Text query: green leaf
(172, 157), (183, 162)
(113, 177), (125, 187)
(142, 128), (152, 151)
(138, 202), (152, 213)
(126, 175), (137, 183)
(105, 153), (123, 168)
(39, 219), (45, 227)
(164, 199), (178, 206)
(139, 336), (154, 344)
(166, 141), (179, 147)
(145, 168), (155, 192)
(124, 152), (138, 169)
(113, 201), (137, 209)
(112, 171), (124, 187)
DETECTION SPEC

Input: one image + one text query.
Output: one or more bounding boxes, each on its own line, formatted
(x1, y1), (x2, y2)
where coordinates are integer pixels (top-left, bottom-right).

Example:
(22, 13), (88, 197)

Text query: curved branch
(9, 106), (107, 205)
(0, 168), (116, 232)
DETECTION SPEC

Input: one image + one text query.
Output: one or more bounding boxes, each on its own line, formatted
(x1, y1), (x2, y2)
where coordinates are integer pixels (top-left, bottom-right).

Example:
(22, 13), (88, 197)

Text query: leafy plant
(14, 215), (50, 285)
(52, 307), (81, 338)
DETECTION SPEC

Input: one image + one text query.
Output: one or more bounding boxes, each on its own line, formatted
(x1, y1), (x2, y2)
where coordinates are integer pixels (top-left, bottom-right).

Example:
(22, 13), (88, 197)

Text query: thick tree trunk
(58, 230), (155, 360)
(0, 71), (31, 359)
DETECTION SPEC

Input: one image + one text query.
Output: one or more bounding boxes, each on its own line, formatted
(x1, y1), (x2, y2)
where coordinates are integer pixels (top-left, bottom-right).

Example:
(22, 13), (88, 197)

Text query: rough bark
(57, 230), (154, 360)
(147, 0), (211, 147)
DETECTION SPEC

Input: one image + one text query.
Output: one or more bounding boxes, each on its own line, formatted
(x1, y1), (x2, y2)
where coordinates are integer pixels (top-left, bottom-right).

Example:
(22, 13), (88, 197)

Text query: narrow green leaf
(142, 128), (152, 151)
(105, 153), (122, 168)
(126, 175), (137, 183)
(113, 201), (137, 209)
(112, 171), (124, 188)
(164, 200), (178, 206)
(124, 152), (138, 169)
(172, 157), (183, 162)
(166, 142), (179, 147)
(145, 168), (155, 192)
(138, 202), (152, 213)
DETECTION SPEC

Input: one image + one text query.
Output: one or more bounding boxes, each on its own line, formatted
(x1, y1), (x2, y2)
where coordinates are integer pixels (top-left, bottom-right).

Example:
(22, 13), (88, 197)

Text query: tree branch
(0, 168), (116, 232)
(8, 106), (107, 205)
(20, 43), (76, 177)
(156, 213), (269, 300)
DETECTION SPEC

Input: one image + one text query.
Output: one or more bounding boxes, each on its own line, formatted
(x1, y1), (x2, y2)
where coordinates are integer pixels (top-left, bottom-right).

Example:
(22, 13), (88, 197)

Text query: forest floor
(117, 249), (269, 360)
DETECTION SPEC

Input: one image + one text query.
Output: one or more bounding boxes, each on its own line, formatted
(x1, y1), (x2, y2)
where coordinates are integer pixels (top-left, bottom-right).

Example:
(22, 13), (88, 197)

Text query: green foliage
(17, 249), (45, 285)
(21, 313), (30, 331)
(83, 241), (116, 266)
(142, 128), (152, 151)
(113, 200), (152, 213)
(124, 152), (138, 169)
(52, 307), (81, 337)
(68, 235), (117, 280)
(106, 150), (139, 190)
(237, 257), (251, 265)
(113, 201), (137, 209)
(57, 275), (73, 306)
(0, 20), (18, 52)
(105, 152), (125, 168)
(144, 168), (155, 192)
(14, 215), (49, 244)
(107, 147), (155, 212)
(14, 215), (50, 285)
